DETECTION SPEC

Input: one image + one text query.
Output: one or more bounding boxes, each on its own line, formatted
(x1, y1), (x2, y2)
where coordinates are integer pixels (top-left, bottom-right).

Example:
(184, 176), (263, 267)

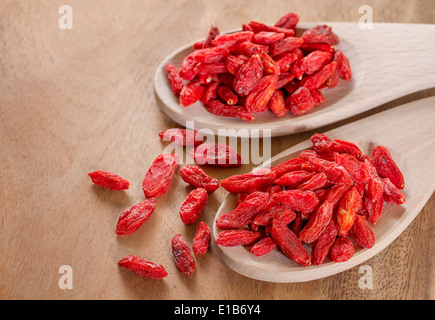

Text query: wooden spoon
(211, 96), (435, 283)
(154, 23), (435, 137)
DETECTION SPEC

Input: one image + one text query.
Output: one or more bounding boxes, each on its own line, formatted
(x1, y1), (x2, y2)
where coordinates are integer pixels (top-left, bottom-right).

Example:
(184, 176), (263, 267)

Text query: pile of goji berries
(165, 12), (351, 120)
(215, 133), (405, 266)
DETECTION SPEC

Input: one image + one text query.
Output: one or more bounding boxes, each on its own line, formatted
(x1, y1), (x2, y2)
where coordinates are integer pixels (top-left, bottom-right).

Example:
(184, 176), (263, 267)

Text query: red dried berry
(371, 146), (405, 190)
(193, 222), (211, 255)
(159, 128), (204, 147)
(142, 154), (179, 198)
(88, 170), (130, 190)
(311, 221), (338, 265)
(179, 166), (219, 193)
(221, 168), (276, 194)
(189, 143), (242, 167)
(172, 234), (196, 276)
(216, 230), (262, 247)
(330, 236), (354, 263)
(164, 63), (184, 95)
(271, 220), (311, 266)
(115, 199), (157, 236)
(118, 255), (168, 279)
(179, 188), (208, 225)
(299, 200), (333, 244)
(216, 191), (270, 229)
(250, 236), (278, 256)
(351, 214), (375, 249)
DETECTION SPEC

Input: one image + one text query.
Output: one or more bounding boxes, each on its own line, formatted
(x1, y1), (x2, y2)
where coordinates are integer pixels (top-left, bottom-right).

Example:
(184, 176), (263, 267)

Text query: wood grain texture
(0, 0), (434, 300)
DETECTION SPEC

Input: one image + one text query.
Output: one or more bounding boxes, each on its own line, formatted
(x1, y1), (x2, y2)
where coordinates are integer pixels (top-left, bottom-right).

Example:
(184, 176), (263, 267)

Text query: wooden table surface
(1, 0), (434, 300)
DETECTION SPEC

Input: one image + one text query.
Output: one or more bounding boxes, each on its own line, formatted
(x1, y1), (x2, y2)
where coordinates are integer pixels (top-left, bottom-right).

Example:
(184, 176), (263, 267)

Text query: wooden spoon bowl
(211, 96), (435, 282)
(154, 23), (435, 137)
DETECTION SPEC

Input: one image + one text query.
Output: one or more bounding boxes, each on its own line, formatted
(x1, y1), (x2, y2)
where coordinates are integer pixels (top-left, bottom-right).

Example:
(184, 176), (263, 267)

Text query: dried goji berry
(232, 41), (269, 57)
(330, 235), (354, 262)
(253, 205), (296, 227)
(351, 214), (375, 248)
(200, 82), (220, 105)
(311, 133), (332, 152)
(217, 85), (238, 105)
(270, 37), (304, 57)
(290, 59), (304, 80)
(382, 178), (405, 205)
(371, 146), (405, 190)
(274, 52), (298, 73)
(270, 157), (307, 178)
(205, 100), (254, 121)
(216, 191), (270, 229)
(271, 190), (320, 215)
(300, 50), (333, 75)
(335, 153), (369, 184)
(179, 188), (208, 225)
(306, 155), (353, 185)
(248, 21), (295, 37)
(268, 89), (287, 117)
(301, 43), (335, 53)
(142, 154), (179, 198)
(274, 12), (299, 30)
(221, 168), (276, 194)
(299, 200), (333, 244)
(363, 158), (384, 202)
(310, 89), (325, 105)
(301, 25), (340, 45)
(164, 63), (184, 95)
(252, 31), (285, 45)
(299, 173), (328, 191)
(271, 220), (311, 266)
(192, 221), (211, 255)
(275, 72), (295, 89)
(329, 139), (362, 158)
(194, 62), (228, 75)
(180, 82), (206, 107)
(274, 170), (315, 188)
(334, 50), (352, 80)
(250, 236), (278, 256)
(225, 54), (250, 75)
(212, 31), (254, 48)
(336, 186), (362, 236)
(289, 86), (316, 115)
(260, 53), (280, 74)
(179, 166), (219, 193)
(311, 221), (338, 265)
(179, 55), (199, 81)
(172, 234), (196, 276)
(324, 184), (352, 210)
(233, 54), (263, 96)
(216, 229), (262, 246)
(192, 46), (230, 64)
(159, 128), (204, 147)
(115, 199), (157, 236)
(290, 211), (304, 236)
(189, 143), (242, 167)
(300, 61), (337, 91)
(245, 74), (278, 113)
(118, 255), (168, 279)
(204, 25), (220, 48)
(364, 196), (384, 225)
(88, 170), (130, 190)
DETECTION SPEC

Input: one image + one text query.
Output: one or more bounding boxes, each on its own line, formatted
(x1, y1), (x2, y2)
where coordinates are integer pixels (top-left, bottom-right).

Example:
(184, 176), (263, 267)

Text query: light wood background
(0, 0), (433, 300)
